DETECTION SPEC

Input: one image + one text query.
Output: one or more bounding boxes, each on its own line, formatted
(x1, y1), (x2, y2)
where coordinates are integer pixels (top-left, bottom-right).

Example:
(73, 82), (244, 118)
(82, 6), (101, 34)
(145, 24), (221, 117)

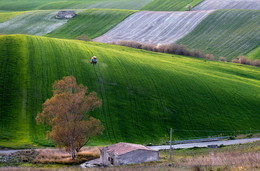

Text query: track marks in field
(94, 10), (213, 45)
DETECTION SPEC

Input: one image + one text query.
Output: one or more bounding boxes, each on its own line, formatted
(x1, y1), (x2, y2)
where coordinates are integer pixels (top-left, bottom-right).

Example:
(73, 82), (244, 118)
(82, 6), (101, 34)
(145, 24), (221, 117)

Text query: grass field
(142, 0), (203, 11)
(85, 0), (153, 10)
(0, 11), (24, 23)
(192, 0), (260, 10)
(0, 10), (69, 36)
(0, 0), (151, 11)
(177, 9), (260, 60)
(248, 46), (260, 60)
(0, 34), (259, 147)
(47, 9), (136, 39)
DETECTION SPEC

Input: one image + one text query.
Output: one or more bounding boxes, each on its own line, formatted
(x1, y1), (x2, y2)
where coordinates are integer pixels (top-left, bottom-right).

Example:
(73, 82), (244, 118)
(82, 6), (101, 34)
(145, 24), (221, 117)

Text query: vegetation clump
(36, 76), (104, 159)
(114, 41), (215, 60)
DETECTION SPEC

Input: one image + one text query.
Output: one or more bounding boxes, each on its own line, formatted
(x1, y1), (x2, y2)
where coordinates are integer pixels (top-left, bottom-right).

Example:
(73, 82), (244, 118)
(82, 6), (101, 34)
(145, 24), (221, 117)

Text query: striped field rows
(94, 10), (214, 45)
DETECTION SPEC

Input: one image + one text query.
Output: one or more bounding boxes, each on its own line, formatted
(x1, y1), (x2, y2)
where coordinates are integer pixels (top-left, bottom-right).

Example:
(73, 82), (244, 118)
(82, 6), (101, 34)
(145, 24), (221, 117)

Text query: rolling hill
(0, 34), (259, 147)
(192, 0), (260, 10)
(177, 9), (260, 60)
(94, 10), (213, 45)
(142, 0), (203, 11)
(47, 9), (136, 39)
(0, 10), (69, 36)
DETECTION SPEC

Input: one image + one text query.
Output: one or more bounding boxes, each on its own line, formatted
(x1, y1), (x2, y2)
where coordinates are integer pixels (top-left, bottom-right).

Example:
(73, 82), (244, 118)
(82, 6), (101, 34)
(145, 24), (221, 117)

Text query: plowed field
(94, 10), (213, 45)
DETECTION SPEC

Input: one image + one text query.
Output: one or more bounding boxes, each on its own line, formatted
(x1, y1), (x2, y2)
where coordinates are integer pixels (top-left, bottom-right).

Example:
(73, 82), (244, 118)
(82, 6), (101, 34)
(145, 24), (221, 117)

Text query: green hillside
(142, 0), (203, 11)
(0, 34), (259, 147)
(0, 0), (151, 11)
(248, 46), (260, 60)
(47, 9), (136, 39)
(177, 10), (260, 61)
(0, 11), (24, 23)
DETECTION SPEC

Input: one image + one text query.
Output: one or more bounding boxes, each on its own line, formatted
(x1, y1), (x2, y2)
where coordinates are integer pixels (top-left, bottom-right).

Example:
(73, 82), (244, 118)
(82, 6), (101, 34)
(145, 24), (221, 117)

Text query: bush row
(112, 41), (259, 67)
(113, 41), (215, 60)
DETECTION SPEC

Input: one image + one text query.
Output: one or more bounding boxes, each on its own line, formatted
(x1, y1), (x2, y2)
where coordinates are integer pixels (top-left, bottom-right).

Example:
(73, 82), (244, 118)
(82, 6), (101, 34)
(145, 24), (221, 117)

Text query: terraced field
(192, 0), (260, 10)
(248, 46), (260, 60)
(0, 11), (25, 23)
(47, 9), (136, 39)
(0, 10), (68, 36)
(0, 34), (259, 147)
(94, 10), (213, 45)
(177, 10), (260, 60)
(0, 0), (152, 11)
(142, 0), (203, 11)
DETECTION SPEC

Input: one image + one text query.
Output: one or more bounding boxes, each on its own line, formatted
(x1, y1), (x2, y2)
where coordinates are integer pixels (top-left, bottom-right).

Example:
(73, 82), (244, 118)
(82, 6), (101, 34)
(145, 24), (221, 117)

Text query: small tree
(186, 5), (193, 11)
(36, 76), (104, 160)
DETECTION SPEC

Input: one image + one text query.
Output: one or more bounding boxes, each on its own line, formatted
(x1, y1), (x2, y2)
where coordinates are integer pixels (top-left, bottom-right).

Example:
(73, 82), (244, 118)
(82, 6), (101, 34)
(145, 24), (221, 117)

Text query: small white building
(100, 142), (159, 166)
(56, 11), (76, 19)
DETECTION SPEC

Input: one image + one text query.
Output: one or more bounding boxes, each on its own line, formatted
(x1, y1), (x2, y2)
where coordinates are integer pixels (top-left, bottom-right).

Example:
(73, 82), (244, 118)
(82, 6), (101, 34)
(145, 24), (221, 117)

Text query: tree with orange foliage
(36, 76), (104, 160)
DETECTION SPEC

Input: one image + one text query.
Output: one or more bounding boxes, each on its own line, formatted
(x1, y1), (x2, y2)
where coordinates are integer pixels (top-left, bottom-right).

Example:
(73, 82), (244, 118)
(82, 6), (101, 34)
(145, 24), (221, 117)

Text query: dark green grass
(141, 0), (203, 11)
(247, 46), (260, 60)
(47, 9), (136, 39)
(177, 9), (260, 61)
(0, 34), (259, 147)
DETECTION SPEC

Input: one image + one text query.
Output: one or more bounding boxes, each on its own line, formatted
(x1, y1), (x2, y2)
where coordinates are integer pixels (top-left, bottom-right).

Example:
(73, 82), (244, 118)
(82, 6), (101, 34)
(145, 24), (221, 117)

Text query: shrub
(204, 54), (215, 61)
(142, 44), (155, 51)
(232, 58), (239, 63)
(252, 60), (260, 67)
(238, 56), (248, 64)
(219, 57), (227, 62)
(76, 34), (92, 41)
(118, 40), (142, 49)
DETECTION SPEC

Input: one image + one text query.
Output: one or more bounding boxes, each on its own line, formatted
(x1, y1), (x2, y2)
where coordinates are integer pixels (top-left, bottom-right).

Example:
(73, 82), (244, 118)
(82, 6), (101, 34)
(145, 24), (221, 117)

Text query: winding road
(0, 138), (259, 155)
(148, 138), (260, 151)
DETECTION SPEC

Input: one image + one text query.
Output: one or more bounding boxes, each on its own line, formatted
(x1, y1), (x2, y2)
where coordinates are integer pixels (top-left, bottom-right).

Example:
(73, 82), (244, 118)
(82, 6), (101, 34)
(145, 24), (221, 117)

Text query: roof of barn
(102, 142), (157, 156)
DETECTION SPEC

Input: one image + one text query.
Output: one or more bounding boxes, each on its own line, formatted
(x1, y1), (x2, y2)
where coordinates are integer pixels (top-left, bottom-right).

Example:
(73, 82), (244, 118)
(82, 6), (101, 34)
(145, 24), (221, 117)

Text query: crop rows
(0, 35), (259, 147)
(47, 9), (136, 39)
(177, 10), (260, 60)
(142, 0), (203, 11)
(94, 10), (213, 45)
(192, 0), (260, 10)
(86, 0), (153, 10)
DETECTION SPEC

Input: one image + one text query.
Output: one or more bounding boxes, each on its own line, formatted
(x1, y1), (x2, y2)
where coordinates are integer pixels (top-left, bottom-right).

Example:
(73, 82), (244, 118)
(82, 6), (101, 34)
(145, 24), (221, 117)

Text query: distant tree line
(112, 41), (260, 67)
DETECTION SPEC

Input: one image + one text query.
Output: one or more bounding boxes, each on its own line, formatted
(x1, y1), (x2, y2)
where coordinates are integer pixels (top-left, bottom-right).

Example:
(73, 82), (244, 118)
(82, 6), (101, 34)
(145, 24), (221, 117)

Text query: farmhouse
(100, 142), (159, 166)
(56, 11), (76, 19)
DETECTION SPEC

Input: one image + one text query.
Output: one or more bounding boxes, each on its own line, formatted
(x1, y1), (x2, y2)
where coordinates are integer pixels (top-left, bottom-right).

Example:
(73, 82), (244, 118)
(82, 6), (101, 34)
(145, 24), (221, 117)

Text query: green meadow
(0, 11), (25, 23)
(248, 46), (260, 60)
(47, 9), (136, 39)
(0, 34), (259, 147)
(0, 0), (152, 11)
(142, 0), (203, 11)
(177, 9), (260, 60)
